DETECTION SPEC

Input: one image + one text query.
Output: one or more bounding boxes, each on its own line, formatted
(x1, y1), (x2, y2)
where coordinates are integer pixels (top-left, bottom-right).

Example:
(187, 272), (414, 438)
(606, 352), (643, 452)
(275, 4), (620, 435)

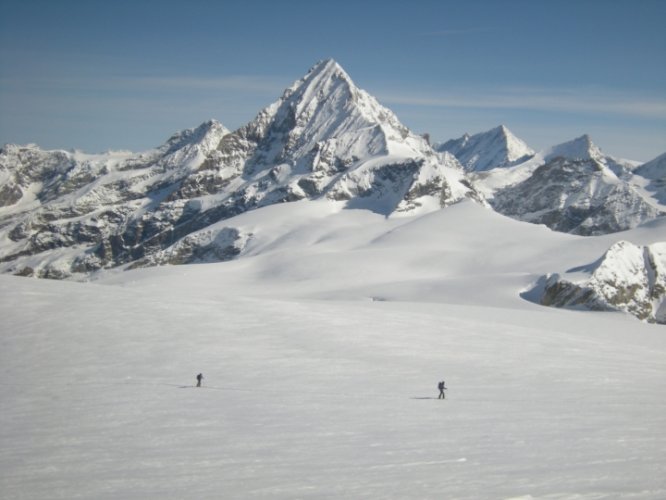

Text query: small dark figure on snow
(196, 373), (204, 387)
(438, 380), (447, 399)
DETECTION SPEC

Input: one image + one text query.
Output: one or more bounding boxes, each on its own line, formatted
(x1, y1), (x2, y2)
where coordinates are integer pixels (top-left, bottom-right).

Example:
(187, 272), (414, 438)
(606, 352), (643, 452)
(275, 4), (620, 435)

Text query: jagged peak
(490, 124), (510, 136)
(280, 58), (355, 104)
(546, 134), (604, 162)
(168, 119), (226, 141)
(486, 125), (529, 147)
(435, 124), (534, 171)
(237, 59), (421, 163)
(305, 58), (350, 82)
(163, 119), (229, 154)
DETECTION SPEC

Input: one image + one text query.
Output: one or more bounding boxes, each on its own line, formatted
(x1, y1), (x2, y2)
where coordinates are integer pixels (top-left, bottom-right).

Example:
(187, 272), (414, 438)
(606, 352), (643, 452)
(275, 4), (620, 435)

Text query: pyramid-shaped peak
(307, 58), (348, 78)
(489, 125), (523, 142)
(279, 59), (358, 105)
(435, 124), (534, 172)
(236, 58), (424, 169)
(546, 134), (603, 162)
(492, 124), (510, 135)
(297, 58), (356, 94)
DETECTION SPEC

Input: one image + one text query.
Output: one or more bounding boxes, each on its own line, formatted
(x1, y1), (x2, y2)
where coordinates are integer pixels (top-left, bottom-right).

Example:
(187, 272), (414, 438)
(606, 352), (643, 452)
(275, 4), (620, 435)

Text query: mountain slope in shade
(0, 59), (663, 283)
(544, 134), (604, 162)
(0, 120), (232, 278)
(473, 135), (665, 235)
(434, 125), (534, 172)
(0, 60), (481, 279)
(176, 58), (479, 211)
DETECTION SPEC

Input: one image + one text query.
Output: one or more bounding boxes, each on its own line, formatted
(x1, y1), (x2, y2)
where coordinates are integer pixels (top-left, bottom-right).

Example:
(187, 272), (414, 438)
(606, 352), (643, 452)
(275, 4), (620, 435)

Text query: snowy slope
(472, 135), (665, 235)
(435, 125), (534, 172)
(102, 198), (666, 320)
(636, 151), (666, 180)
(634, 152), (666, 204)
(0, 119), (229, 214)
(1, 200), (665, 499)
(0, 60), (480, 279)
(1, 61), (662, 280)
(0, 120), (231, 278)
(185, 58), (479, 213)
(535, 240), (666, 322)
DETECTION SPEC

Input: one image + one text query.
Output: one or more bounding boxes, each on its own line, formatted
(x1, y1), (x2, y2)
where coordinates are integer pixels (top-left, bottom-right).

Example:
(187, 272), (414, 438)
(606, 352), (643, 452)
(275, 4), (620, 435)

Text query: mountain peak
(237, 59), (424, 167)
(307, 58), (348, 78)
(492, 124), (510, 136)
(280, 58), (355, 102)
(435, 125), (534, 172)
(163, 119), (228, 154)
(636, 151), (666, 180)
(546, 134), (603, 162)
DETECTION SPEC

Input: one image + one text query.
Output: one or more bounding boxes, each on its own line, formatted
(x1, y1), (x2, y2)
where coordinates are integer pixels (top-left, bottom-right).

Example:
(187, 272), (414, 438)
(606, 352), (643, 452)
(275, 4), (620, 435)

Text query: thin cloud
(0, 74), (289, 94)
(377, 87), (666, 120)
(116, 75), (288, 93)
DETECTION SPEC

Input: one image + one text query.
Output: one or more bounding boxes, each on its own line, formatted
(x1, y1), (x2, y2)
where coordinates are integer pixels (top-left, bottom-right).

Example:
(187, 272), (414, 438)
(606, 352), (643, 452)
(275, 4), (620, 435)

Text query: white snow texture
(1, 59), (666, 500)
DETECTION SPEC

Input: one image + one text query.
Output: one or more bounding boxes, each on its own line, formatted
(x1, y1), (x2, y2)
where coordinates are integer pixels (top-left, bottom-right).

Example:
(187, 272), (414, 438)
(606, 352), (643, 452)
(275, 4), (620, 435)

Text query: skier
(438, 380), (447, 399)
(196, 373), (204, 387)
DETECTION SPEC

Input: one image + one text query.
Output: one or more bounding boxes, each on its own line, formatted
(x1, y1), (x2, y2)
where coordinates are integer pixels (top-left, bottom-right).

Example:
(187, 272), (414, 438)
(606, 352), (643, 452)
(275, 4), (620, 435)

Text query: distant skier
(438, 380), (447, 399)
(196, 373), (204, 387)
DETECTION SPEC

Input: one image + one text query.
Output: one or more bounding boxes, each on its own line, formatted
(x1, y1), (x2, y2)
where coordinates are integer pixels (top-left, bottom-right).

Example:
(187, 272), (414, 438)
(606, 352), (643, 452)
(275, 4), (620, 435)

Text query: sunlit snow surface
(1, 201), (665, 499)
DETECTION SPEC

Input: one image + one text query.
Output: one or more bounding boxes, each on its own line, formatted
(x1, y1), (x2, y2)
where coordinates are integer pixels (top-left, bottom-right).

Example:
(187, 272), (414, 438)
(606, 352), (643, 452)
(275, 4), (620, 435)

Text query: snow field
(2, 200), (666, 499)
(1, 272), (665, 499)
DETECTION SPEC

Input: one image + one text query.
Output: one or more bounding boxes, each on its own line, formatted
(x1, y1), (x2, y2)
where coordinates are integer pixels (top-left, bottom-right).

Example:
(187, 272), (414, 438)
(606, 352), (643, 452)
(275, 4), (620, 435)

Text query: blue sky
(1, 0), (664, 161)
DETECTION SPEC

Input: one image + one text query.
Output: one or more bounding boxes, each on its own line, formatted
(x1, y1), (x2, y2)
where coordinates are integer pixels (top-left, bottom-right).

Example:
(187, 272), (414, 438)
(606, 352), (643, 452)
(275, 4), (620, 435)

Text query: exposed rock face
(468, 135), (665, 235)
(1, 58), (662, 283)
(0, 120), (231, 278)
(129, 227), (252, 268)
(186, 58), (480, 215)
(536, 241), (666, 323)
(0, 59), (480, 279)
(490, 156), (663, 235)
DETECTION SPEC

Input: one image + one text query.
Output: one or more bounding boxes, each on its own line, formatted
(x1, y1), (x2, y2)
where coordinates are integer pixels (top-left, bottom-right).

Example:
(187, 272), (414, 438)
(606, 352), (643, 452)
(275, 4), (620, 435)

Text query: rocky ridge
(435, 125), (535, 172)
(470, 134), (665, 235)
(0, 59), (481, 279)
(535, 241), (666, 323)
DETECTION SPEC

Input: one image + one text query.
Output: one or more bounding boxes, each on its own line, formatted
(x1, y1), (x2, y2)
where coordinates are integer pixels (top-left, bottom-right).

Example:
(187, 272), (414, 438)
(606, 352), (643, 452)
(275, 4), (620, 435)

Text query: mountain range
(1, 59), (665, 322)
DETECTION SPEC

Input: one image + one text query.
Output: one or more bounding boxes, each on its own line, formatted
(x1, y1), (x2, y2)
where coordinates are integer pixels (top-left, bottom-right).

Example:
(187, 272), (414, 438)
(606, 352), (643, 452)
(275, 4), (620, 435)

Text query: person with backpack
(196, 373), (204, 387)
(438, 380), (447, 399)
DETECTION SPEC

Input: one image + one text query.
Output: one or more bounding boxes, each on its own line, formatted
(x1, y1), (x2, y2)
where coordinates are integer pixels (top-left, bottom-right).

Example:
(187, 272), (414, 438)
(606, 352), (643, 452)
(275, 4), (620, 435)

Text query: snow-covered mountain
(3, 199), (665, 497)
(431, 127), (664, 235)
(0, 59), (480, 279)
(0, 119), (229, 211)
(0, 120), (231, 278)
(0, 58), (664, 292)
(634, 152), (666, 204)
(176, 59), (479, 215)
(434, 125), (535, 172)
(532, 240), (666, 323)
(471, 135), (665, 235)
